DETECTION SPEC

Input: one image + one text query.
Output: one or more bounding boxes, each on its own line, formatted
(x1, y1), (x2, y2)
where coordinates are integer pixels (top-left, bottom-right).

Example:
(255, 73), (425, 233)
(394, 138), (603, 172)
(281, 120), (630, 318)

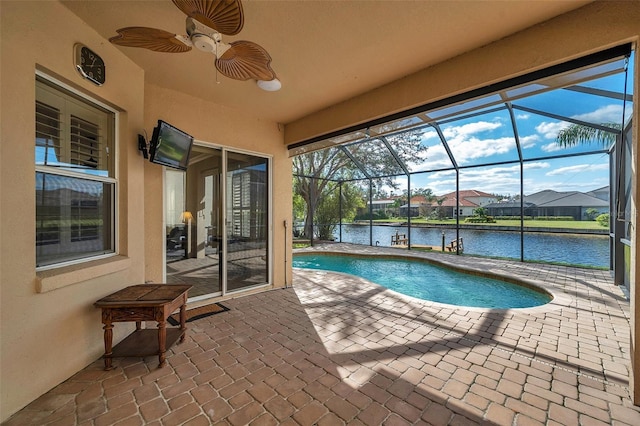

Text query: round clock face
(75, 44), (105, 86)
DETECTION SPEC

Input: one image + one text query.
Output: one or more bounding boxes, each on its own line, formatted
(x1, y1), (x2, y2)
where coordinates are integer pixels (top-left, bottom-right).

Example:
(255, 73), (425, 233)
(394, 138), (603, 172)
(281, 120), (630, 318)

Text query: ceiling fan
(109, 0), (281, 91)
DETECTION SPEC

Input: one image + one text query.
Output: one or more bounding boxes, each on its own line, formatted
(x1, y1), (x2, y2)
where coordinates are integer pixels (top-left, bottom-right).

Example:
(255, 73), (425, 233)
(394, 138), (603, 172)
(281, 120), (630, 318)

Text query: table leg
(179, 302), (187, 343)
(103, 321), (114, 371)
(157, 319), (167, 368)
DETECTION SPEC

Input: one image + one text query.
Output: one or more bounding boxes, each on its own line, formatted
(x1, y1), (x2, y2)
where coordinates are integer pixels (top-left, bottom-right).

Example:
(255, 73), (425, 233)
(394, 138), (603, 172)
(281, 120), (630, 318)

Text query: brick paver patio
(5, 243), (640, 425)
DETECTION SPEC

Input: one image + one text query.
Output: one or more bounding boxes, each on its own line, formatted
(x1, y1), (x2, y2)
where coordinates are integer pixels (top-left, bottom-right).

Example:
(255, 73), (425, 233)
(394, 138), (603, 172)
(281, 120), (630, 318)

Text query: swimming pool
(293, 253), (552, 309)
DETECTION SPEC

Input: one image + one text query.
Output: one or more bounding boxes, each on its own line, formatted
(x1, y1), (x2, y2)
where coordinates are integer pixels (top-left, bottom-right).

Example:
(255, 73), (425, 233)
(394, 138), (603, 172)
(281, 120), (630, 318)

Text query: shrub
(473, 207), (488, 217)
(533, 216), (575, 221)
(596, 213), (609, 227)
(493, 216), (533, 220)
(464, 216), (496, 223)
(585, 208), (600, 221)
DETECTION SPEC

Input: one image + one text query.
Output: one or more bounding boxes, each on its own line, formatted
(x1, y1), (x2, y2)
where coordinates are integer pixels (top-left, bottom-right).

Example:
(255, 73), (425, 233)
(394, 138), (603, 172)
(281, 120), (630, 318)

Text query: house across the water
(485, 187), (609, 220)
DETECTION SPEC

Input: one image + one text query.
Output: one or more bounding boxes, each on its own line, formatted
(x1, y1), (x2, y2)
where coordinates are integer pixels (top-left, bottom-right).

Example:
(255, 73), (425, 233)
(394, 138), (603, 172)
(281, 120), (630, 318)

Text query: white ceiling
(62, 0), (592, 125)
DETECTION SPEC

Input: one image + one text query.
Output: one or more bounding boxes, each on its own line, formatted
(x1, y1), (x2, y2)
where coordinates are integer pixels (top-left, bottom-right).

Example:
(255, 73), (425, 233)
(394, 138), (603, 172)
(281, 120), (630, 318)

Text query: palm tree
(554, 121), (623, 229)
(555, 122), (621, 148)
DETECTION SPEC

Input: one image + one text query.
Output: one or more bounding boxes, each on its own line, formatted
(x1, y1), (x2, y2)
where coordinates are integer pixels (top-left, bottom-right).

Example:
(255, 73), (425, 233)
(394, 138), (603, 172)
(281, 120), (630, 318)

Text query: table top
(94, 284), (192, 308)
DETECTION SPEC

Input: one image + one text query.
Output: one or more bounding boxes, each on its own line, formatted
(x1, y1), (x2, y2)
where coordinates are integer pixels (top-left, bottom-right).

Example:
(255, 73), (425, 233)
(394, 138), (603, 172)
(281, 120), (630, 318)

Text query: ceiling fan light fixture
(257, 78), (281, 91)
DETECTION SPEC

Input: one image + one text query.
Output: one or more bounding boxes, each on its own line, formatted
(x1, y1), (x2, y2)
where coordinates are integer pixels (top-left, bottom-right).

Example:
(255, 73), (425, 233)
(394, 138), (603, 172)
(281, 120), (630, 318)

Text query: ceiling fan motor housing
(191, 34), (216, 53)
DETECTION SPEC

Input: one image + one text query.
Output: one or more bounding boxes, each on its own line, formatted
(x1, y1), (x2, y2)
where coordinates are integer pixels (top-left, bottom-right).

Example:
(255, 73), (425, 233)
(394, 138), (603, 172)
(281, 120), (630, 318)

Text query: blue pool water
(293, 253), (552, 309)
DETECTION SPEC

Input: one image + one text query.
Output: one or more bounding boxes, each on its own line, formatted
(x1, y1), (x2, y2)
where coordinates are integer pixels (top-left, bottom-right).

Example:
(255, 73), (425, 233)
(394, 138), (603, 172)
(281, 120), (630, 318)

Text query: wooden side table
(94, 284), (192, 370)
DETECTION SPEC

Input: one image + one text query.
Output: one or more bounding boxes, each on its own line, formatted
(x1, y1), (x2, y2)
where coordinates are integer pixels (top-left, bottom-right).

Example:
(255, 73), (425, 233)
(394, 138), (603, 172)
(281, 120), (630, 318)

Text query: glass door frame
(162, 141), (273, 300)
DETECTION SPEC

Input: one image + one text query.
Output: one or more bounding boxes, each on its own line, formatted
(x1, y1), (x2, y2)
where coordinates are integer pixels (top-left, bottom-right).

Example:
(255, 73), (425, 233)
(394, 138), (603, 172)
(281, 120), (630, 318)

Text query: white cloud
(535, 121), (570, 140)
(436, 120), (521, 166)
(447, 136), (516, 164)
(523, 162), (551, 170)
(409, 120), (543, 170)
(519, 134), (539, 149)
(574, 104), (623, 123)
(540, 142), (564, 153)
(458, 175), (521, 193)
(525, 177), (609, 194)
(430, 164), (531, 194)
(535, 104), (623, 140)
(428, 170), (456, 180)
(407, 160), (551, 196)
(421, 129), (439, 141)
(391, 176), (407, 189)
(407, 144), (452, 171)
(517, 113), (530, 120)
(389, 160), (605, 196)
(443, 121), (502, 138)
(545, 163), (608, 176)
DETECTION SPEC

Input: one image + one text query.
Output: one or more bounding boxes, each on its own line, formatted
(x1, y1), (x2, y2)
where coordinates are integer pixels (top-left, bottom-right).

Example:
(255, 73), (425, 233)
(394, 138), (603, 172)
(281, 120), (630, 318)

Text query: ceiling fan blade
(215, 40), (276, 81)
(109, 27), (192, 53)
(172, 0), (244, 36)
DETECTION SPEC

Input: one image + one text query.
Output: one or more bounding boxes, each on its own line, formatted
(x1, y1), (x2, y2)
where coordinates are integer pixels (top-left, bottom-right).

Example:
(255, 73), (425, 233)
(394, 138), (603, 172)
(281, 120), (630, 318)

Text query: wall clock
(74, 43), (105, 86)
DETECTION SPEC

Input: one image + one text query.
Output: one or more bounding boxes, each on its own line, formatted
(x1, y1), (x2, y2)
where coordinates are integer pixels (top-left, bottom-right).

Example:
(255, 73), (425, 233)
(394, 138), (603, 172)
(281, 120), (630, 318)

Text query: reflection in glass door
(226, 152), (269, 292)
(165, 170), (186, 263)
(165, 146), (270, 297)
(165, 146), (223, 298)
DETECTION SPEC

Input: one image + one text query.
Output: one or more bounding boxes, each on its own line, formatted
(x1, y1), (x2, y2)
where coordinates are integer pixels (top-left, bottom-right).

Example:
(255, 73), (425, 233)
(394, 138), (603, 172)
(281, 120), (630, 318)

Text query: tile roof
(524, 190), (608, 207)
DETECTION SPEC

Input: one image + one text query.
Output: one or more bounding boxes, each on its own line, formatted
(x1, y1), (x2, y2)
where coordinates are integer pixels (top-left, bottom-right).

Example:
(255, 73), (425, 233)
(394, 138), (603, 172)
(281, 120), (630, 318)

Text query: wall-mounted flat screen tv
(149, 120), (194, 171)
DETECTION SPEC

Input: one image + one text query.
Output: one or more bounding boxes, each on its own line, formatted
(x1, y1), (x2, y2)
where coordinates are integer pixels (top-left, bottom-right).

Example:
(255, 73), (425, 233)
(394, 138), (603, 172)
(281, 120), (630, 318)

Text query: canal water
(332, 224), (609, 268)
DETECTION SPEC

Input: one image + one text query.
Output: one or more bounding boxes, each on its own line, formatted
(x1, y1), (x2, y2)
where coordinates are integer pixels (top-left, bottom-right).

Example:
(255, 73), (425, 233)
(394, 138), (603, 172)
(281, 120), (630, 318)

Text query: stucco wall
(0, 1), (147, 420)
(0, 1), (291, 422)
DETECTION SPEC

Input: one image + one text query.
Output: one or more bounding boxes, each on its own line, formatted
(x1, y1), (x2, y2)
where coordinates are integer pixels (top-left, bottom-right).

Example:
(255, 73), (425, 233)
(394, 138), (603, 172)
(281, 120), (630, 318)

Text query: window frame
(35, 72), (119, 271)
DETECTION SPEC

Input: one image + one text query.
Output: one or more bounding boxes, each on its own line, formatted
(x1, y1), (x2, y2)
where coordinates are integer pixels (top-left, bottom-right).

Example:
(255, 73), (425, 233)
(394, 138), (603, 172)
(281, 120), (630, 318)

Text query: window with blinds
(35, 77), (116, 268)
(71, 115), (100, 169)
(35, 101), (62, 166)
(35, 79), (112, 176)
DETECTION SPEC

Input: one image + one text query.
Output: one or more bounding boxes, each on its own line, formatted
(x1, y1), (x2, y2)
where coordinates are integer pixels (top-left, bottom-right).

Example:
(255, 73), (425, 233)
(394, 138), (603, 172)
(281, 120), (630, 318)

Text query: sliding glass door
(226, 152), (269, 292)
(165, 145), (223, 298)
(165, 145), (270, 297)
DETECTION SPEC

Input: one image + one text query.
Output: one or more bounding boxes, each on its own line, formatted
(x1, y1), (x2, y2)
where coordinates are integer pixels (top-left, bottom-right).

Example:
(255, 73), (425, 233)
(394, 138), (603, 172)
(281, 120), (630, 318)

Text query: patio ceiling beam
(512, 104), (622, 135)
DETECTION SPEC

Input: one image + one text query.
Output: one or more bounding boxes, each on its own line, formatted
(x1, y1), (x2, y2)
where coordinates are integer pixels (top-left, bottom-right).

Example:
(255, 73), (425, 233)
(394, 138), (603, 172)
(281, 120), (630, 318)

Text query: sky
(383, 58), (634, 198)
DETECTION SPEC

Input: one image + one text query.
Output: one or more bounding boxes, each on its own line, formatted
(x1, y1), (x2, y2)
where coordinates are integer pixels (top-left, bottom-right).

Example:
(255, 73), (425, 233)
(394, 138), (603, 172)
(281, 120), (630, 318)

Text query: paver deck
(5, 243), (640, 425)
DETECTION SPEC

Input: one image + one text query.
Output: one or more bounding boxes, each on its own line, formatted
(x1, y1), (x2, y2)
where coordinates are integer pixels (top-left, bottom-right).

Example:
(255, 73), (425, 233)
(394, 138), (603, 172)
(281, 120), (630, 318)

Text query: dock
(389, 231), (464, 253)
(390, 244), (447, 252)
